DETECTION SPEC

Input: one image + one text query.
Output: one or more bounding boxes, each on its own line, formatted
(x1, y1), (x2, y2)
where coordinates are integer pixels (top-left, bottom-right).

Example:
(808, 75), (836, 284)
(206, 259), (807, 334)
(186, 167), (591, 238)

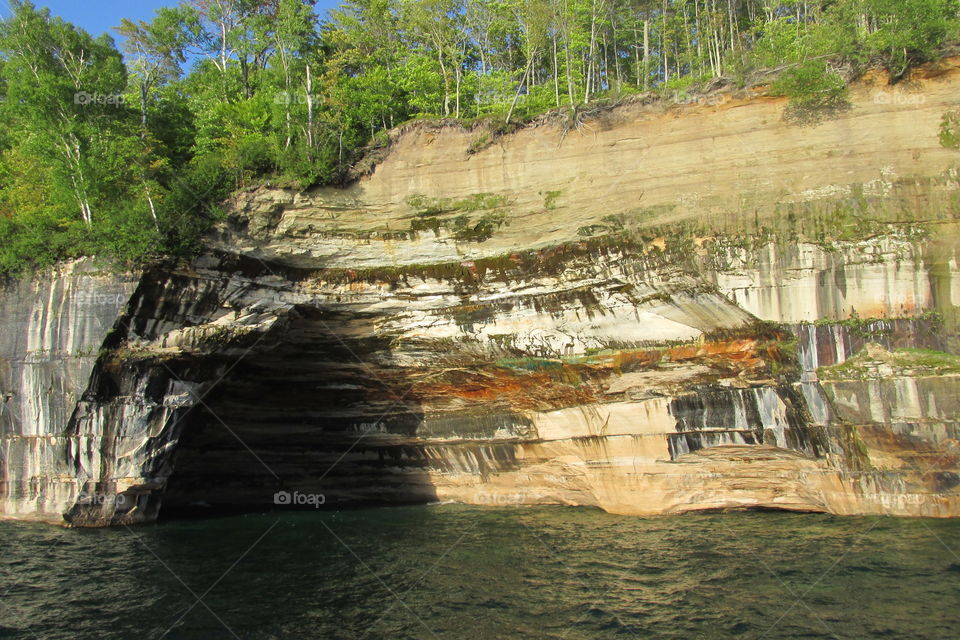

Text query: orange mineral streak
(407, 338), (777, 412)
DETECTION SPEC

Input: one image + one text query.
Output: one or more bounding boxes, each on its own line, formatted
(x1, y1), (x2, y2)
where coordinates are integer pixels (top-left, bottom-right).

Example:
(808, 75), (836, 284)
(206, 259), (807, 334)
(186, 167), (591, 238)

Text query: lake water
(1, 506), (958, 639)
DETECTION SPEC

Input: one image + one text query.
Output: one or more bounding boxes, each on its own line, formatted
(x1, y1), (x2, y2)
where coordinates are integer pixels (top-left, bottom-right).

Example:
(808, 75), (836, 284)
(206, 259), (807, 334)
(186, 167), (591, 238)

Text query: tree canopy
(0, 0), (958, 275)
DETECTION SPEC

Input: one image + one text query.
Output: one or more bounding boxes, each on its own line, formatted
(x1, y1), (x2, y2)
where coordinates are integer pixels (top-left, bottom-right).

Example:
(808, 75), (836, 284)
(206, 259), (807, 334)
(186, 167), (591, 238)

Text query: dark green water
(1, 506), (958, 639)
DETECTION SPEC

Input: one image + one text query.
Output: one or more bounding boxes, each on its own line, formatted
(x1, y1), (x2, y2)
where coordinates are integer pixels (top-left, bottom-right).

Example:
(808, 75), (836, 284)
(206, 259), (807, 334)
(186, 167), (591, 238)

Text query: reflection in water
(1, 506), (958, 639)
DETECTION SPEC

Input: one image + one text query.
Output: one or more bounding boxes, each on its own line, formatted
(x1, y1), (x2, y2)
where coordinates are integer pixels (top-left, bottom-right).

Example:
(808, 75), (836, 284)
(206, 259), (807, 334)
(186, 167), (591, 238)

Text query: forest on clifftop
(0, 0), (958, 274)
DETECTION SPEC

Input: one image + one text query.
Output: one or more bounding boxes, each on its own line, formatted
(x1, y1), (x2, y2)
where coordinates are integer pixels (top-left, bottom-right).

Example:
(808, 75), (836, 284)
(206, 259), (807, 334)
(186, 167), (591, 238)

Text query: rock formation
(3, 61), (960, 525)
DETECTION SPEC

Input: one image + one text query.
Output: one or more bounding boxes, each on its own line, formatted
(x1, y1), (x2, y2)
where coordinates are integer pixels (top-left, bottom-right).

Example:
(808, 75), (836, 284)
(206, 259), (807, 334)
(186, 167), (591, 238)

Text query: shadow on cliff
(158, 303), (438, 521)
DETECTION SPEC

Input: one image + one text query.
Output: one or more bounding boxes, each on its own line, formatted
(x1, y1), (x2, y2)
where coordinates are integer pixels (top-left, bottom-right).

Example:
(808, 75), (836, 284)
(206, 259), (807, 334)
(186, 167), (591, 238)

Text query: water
(1, 506), (958, 639)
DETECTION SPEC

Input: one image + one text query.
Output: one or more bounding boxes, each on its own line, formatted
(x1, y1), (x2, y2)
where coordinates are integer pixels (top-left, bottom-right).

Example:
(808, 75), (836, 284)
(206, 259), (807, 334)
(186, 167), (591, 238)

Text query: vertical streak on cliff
(0, 260), (137, 521)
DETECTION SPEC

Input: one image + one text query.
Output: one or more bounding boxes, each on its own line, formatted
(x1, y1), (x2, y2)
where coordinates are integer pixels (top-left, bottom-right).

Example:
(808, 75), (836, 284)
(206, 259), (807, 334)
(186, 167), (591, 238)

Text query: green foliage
(155, 153), (232, 256)
(662, 75), (698, 93)
(819, 345), (960, 379)
(543, 190), (562, 210)
(406, 192), (508, 241)
(467, 132), (491, 155)
(771, 60), (848, 107)
(408, 193), (507, 216)
(750, 17), (807, 69)
(862, 0), (960, 77)
(0, 0), (958, 275)
(940, 109), (960, 150)
(0, 0), (156, 273)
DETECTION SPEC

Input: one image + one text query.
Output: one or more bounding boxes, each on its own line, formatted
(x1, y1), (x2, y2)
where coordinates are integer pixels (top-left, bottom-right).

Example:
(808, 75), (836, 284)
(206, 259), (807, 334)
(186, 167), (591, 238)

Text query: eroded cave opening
(158, 304), (437, 520)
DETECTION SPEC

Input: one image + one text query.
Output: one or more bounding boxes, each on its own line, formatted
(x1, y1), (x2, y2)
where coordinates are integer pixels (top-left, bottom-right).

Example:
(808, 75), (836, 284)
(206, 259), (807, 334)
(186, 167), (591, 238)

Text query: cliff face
(4, 61), (960, 525)
(0, 260), (138, 521)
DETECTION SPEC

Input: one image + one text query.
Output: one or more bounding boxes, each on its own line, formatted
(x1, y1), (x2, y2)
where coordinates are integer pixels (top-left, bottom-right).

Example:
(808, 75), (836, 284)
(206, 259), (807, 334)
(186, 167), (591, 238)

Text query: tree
(399, 0), (468, 117)
(0, 1), (129, 226)
(2, 0), (959, 275)
(116, 7), (193, 131)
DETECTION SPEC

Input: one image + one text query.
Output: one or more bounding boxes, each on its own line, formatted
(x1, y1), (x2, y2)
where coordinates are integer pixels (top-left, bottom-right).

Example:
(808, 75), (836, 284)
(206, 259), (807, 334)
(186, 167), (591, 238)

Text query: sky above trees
(5, 0), (342, 61)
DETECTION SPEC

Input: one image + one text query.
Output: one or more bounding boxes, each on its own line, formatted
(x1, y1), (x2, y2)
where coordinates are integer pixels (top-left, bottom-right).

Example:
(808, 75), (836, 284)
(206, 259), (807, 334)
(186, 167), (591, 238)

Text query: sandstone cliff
(3, 61), (960, 525)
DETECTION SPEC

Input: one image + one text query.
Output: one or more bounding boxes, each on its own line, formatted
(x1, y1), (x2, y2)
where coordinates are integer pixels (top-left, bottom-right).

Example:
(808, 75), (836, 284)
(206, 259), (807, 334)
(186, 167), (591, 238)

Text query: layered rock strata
(0, 260), (137, 521)
(3, 61), (960, 525)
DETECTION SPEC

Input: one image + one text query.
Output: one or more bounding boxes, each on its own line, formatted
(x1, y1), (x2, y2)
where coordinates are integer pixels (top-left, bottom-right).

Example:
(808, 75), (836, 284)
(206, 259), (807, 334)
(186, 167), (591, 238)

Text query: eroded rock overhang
(3, 60), (960, 525)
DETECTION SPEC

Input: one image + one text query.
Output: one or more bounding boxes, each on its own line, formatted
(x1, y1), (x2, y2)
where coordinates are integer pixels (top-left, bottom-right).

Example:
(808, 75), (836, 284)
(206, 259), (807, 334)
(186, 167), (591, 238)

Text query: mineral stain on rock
(3, 62), (960, 525)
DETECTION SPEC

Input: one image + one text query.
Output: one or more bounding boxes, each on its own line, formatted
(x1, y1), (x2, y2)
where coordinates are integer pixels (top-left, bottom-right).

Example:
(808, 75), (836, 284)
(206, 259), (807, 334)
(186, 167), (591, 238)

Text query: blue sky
(0, 1), (343, 41)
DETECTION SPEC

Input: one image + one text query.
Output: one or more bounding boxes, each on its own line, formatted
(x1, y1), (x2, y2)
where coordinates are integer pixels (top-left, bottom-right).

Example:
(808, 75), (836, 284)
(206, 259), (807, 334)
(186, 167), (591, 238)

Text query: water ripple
(0, 507), (958, 639)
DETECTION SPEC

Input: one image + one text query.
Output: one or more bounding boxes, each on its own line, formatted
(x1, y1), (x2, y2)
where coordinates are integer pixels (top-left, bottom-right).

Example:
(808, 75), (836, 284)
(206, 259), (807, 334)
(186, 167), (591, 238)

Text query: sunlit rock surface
(0, 259), (137, 522)
(3, 61), (960, 525)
